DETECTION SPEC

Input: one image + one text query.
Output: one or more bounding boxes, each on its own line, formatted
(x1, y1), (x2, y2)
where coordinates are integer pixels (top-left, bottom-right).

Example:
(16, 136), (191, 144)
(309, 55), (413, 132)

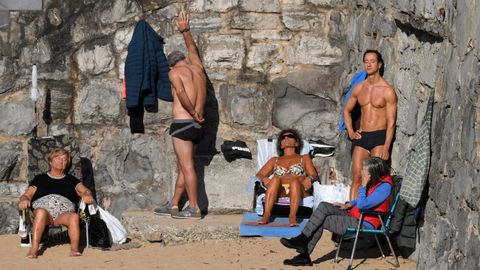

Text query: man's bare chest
(357, 86), (387, 108)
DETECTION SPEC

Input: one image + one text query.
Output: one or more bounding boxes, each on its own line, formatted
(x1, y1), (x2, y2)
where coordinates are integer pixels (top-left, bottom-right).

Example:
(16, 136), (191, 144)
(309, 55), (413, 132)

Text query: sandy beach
(0, 231), (415, 270)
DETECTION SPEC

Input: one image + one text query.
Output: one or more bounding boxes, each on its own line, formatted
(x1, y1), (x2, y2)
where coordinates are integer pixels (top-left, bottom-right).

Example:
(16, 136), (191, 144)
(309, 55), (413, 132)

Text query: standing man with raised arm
(154, 11), (207, 219)
(343, 50), (397, 200)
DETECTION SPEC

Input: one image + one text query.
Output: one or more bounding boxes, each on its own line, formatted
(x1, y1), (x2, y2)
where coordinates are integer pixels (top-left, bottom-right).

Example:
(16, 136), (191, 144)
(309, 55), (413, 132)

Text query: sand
(0, 232), (416, 270)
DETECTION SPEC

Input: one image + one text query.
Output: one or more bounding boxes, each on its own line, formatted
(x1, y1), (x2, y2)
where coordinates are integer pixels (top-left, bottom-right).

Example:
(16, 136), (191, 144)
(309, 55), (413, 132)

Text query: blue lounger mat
(239, 212), (309, 238)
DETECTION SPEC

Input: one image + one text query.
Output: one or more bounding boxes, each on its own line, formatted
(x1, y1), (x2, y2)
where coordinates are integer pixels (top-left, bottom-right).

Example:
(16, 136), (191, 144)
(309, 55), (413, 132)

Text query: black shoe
(20, 237), (30, 247)
(19, 235), (47, 248)
(280, 234), (308, 254)
(283, 253), (313, 266)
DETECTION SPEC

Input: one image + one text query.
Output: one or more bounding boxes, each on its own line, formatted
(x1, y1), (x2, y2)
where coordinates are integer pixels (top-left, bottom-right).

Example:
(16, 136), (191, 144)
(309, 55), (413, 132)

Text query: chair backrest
(256, 139), (312, 171)
(27, 135), (82, 181)
(384, 192), (401, 229)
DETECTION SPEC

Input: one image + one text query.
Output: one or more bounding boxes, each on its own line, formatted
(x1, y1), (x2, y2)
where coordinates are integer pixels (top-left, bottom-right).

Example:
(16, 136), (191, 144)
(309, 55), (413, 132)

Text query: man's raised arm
(176, 12), (203, 68)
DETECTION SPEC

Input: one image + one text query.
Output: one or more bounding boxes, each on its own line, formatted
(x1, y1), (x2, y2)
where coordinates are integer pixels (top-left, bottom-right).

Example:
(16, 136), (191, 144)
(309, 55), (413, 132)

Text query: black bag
(86, 214), (112, 248)
(220, 140), (252, 162)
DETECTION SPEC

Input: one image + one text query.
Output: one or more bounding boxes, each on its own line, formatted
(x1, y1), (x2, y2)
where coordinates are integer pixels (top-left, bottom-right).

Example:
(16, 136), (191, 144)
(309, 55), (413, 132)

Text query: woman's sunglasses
(281, 134), (297, 140)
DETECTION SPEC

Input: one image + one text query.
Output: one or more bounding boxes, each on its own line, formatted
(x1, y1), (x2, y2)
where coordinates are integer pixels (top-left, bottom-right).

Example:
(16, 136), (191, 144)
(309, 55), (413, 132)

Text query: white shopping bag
(98, 206), (127, 244)
(313, 182), (350, 210)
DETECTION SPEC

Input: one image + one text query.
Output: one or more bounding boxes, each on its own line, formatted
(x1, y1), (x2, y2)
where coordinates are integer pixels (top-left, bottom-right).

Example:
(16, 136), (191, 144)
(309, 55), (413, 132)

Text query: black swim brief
(352, 129), (386, 151)
(169, 119), (203, 144)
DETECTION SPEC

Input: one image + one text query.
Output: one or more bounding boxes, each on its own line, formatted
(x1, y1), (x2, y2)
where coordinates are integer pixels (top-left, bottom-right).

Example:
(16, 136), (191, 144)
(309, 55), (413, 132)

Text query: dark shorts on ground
(352, 129), (386, 151)
(170, 119), (203, 144)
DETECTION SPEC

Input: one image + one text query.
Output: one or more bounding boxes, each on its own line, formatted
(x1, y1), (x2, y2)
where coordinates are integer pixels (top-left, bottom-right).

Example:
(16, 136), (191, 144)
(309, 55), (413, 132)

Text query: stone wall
(341, 1), (479, 268)
(0, 0), (346, 221)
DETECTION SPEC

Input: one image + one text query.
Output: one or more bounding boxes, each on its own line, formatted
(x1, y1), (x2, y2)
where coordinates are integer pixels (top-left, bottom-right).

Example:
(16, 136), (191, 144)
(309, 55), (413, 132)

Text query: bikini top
(273, 157), (306, 177)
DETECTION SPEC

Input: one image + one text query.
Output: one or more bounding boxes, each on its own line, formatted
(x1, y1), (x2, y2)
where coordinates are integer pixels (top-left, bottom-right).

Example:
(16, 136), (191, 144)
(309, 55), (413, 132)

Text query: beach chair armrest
(360, 210), (389, 217)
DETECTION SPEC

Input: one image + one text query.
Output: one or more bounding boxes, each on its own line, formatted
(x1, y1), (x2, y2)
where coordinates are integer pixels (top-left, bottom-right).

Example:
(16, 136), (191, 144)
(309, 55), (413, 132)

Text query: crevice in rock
(395, 19), (444, 44)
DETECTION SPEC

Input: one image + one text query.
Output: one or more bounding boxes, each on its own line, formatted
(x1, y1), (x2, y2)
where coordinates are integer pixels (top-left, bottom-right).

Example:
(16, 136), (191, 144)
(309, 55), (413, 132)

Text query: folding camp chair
(334, 192), (401, 270)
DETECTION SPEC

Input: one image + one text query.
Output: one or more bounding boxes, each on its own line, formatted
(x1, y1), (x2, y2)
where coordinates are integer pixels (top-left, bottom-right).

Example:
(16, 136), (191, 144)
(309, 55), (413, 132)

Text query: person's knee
(33, 208), (49, 219)
(291, 178), (301, 187)
(318, 202), (331, 212)
(178, 161), (195, 175)
(267, 177), (281, 190)
(175, 181), (186, 189)
(68, 213), (80, 226)
(271, 176), (281, 184)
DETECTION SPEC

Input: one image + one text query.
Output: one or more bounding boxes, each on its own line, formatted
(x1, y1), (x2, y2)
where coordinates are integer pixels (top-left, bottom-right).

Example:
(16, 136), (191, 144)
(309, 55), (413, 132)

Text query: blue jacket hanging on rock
(339, 70), (367, 132)
(125, 20), (172, 133)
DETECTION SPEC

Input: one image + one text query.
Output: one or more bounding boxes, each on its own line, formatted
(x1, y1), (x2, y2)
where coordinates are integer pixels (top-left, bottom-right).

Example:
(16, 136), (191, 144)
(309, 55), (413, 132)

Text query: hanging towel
(399, 91), (434, 207)
(339, 70), (367, 132)
(30, 64), (40, 102)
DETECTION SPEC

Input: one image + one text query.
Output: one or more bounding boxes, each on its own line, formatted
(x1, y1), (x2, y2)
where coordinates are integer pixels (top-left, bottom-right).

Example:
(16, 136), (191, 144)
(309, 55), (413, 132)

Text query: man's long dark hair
(276, 129), (303, 156)
(364, 157), (390, 191)
(363, 49), (385, 76)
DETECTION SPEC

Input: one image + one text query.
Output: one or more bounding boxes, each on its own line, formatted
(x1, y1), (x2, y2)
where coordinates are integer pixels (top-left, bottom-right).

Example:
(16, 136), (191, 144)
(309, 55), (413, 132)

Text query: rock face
(339, 1), (480, 269)
(0, 2), (478, 268)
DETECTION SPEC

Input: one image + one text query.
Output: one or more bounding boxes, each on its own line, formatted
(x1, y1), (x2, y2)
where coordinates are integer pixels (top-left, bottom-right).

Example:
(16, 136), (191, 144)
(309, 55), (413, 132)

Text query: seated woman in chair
(18, 148), (94, 258)
(256, 129), (318, 226)
(280, 157), (393, 266)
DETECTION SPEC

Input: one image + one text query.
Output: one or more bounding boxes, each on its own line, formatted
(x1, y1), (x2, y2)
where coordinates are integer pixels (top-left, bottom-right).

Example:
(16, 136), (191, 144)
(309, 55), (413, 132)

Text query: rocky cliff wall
(342, 1), (479, 268)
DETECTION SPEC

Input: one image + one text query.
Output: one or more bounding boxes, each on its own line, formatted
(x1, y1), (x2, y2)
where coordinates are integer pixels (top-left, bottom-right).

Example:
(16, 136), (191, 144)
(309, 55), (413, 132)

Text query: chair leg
(384, 234), (400, 267)
(379, 216), (400, 267)
(85, 221), (90, 248)
(374, 234), (385, 258)
(348, 217), (364, 270)
(334, 235), (343, 263)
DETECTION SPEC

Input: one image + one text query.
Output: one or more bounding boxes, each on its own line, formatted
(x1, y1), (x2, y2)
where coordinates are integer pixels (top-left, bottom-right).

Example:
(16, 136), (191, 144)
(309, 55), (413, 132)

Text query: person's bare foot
(257, 216), (269, 225)
(26, 248), (38, 259)
(69, 250), (81, 257)
(289, 216), (299, 227)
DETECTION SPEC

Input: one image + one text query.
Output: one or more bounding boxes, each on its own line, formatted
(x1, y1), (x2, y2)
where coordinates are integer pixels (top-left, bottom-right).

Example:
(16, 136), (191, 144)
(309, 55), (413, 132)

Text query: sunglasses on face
(281, 134), (297, 140)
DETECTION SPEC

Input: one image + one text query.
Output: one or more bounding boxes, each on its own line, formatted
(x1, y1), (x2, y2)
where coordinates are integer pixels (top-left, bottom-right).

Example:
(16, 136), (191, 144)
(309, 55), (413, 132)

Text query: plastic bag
(313, 182), (350, 210)
(18, 216), (27, 238)
(98, 207), (127, 244)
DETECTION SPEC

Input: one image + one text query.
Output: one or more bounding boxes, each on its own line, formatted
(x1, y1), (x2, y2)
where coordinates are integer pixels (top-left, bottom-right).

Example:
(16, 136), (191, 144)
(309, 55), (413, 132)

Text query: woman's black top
(29, 173), (81, 205)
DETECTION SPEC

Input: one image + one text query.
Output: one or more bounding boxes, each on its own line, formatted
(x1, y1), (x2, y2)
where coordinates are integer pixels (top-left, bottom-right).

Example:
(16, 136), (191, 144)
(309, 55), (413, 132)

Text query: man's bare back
(168, 11), (207, 122)
(170, 63), (206, 120)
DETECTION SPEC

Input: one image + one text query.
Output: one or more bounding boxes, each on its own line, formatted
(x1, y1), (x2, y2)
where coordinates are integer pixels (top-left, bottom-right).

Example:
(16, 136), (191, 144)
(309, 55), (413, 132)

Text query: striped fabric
(125, 20), (171, 110)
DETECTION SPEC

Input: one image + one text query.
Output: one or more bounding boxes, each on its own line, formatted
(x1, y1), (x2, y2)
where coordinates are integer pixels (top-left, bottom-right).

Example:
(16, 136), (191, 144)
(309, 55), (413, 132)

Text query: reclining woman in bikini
(256, 129), (318, 226)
